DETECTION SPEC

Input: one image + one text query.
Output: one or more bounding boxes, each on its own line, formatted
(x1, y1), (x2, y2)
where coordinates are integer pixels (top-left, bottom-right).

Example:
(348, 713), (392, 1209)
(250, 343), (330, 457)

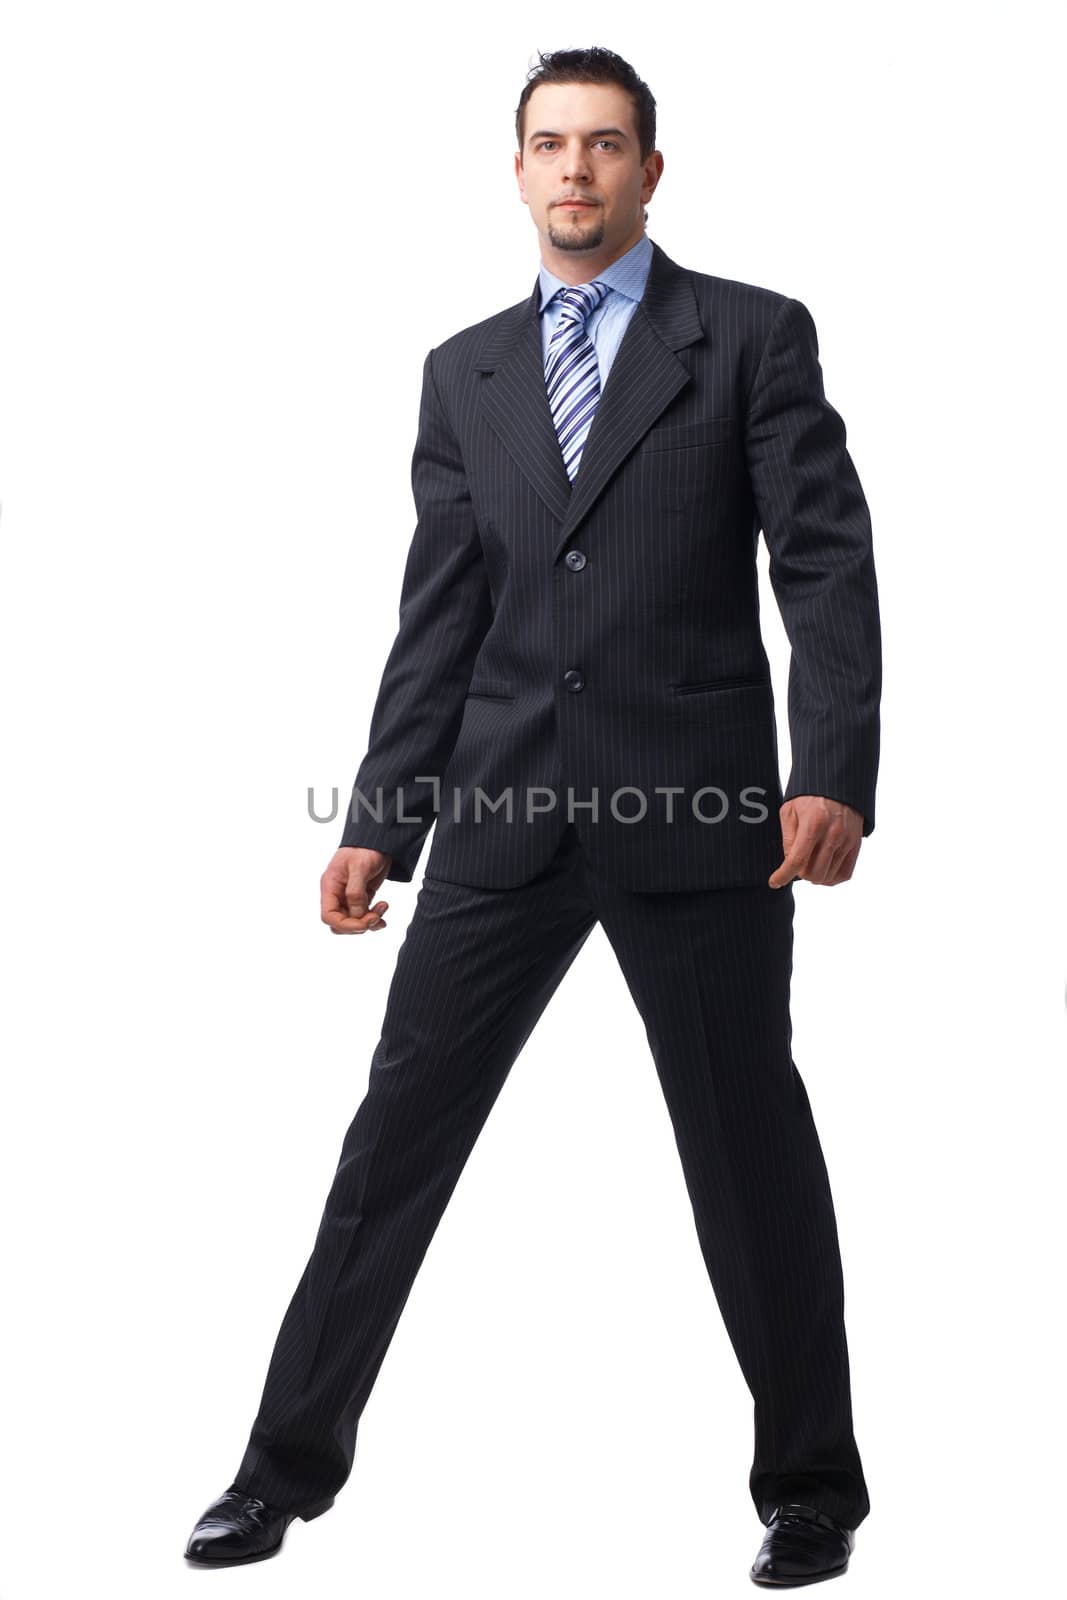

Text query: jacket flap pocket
(640, 416), (735, 452)
(466, 681), (516, 702)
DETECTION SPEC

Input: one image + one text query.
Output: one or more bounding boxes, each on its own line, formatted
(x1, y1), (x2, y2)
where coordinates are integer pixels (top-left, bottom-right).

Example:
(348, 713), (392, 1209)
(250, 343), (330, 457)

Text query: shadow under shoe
(749, 1502), (856, 1587)
(184, 1483), (335, 1566)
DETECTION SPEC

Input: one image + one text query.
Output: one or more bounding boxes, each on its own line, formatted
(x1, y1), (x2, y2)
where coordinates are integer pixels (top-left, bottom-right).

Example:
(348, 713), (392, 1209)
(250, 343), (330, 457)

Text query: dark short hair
(515, 46), (657, 163)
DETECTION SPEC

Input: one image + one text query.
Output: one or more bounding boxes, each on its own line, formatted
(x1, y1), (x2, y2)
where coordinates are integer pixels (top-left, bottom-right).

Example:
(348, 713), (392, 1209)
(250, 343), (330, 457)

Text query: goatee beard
(547, 216), (605, 251)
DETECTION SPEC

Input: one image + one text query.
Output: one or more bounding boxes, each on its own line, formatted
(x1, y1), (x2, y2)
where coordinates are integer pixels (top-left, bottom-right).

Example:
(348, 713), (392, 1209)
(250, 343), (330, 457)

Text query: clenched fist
(321, 847), (393, 934)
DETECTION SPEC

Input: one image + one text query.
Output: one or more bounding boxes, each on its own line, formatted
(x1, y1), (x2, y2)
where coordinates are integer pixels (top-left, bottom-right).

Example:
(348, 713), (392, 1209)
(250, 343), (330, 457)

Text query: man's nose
(562, 142), (592, 182)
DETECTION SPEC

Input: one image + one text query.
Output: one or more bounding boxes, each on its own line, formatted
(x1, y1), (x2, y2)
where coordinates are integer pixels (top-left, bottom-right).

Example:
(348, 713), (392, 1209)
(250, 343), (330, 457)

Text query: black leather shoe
(749, 1502), (856, 1586)
(184, 1483), (335, 1565)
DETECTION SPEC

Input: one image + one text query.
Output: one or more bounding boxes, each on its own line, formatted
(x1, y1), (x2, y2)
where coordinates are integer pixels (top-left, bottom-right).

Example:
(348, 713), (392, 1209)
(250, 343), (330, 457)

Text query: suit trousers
(233, 823), (870, 1530)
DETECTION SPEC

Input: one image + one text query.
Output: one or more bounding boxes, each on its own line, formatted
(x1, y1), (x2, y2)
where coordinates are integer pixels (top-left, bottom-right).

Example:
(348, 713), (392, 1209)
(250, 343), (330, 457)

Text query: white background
(1, 3), (1064, 1596)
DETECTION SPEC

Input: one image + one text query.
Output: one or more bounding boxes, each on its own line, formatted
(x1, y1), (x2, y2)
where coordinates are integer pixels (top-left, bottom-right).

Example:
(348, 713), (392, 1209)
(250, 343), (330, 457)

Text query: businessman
(187, 46), (880, 1587)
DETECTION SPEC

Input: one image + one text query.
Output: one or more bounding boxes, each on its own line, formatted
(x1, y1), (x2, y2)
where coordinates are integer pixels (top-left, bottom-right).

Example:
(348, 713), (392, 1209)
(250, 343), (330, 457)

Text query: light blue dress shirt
(537, 230), (653, 388)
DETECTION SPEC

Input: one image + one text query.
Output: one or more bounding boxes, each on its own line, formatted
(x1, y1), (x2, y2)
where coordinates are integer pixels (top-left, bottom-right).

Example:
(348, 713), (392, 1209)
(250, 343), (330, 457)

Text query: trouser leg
(233, 829), (596, 1513)
(584, 866), (871, 1531)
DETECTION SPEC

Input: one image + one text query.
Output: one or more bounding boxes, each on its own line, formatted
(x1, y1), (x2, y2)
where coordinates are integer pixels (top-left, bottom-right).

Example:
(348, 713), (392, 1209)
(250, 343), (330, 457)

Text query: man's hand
(768, 796), (864, 889)
(321, 847), (393, 934)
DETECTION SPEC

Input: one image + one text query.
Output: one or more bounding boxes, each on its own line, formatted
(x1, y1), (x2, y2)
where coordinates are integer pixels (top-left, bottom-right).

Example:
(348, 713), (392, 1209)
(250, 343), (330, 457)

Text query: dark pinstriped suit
(233, 238), (879, 1531)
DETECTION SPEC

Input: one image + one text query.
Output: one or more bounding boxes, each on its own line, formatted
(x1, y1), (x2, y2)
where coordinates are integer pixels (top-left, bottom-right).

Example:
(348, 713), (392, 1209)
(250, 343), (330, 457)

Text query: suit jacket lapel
(473, 239), (706, 555)
(472, 281), (573, 526)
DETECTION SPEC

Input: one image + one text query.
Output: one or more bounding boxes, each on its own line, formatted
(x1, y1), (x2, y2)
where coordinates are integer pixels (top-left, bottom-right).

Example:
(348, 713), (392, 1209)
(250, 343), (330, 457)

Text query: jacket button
(563, 668), (585, 692)
(564, 549), (586, 570)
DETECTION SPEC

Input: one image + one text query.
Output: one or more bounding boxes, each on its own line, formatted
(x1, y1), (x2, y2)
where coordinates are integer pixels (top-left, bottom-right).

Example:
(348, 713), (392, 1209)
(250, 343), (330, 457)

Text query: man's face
(514, 81), (661, 261)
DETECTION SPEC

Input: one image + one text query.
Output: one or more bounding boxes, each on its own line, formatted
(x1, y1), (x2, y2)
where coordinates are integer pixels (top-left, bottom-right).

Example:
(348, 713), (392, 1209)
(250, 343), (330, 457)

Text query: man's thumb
(345, 873), (369, 917)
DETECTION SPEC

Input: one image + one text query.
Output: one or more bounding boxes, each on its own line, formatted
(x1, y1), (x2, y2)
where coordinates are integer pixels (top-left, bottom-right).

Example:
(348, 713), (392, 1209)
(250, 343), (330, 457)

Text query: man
(186, 46), (880, 1588)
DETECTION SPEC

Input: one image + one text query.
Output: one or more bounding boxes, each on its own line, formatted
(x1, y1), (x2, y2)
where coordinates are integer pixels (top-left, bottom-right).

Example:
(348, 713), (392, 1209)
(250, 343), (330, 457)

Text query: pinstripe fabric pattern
(339, 238), (880, 892)
(233, 826), (870, 1530)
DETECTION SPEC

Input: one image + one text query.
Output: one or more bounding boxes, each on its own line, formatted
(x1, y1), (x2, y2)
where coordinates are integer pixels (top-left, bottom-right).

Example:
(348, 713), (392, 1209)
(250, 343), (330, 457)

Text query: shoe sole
(749, 1560), (850, 1587)
(184, 1493), (335, 1566)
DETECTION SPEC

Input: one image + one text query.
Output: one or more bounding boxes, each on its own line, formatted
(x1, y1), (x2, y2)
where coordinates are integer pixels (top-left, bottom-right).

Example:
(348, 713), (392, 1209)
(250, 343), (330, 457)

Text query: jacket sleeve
(745, 296), (882, 836)
(338, 347), (494, 879)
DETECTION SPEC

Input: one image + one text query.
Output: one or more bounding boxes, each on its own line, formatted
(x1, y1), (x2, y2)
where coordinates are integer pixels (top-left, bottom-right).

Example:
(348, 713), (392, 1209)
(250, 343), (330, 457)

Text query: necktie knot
(555, 280), (610, 328)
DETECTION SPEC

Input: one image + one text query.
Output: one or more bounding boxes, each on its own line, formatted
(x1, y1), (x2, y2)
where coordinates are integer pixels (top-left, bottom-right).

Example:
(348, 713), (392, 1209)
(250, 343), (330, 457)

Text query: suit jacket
(339, 238), (881, 891)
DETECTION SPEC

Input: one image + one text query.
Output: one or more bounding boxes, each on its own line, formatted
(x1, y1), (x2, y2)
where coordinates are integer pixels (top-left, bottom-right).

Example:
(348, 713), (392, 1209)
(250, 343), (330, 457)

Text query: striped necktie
(544, 279), (610, 481)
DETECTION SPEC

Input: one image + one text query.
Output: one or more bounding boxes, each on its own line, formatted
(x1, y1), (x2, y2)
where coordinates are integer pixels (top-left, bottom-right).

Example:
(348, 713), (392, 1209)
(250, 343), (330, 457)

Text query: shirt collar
(537, 231), (653, 314)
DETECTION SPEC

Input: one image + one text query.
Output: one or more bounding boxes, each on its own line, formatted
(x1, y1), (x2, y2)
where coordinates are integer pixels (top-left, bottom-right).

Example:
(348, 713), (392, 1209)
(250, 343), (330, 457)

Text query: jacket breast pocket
(638, 416), (735, 452)
(465, 681), (516, 703)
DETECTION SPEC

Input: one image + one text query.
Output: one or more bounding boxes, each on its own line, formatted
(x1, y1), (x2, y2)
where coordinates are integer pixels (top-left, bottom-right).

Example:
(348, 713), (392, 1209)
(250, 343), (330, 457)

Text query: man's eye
(535, 140), (618, 152)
